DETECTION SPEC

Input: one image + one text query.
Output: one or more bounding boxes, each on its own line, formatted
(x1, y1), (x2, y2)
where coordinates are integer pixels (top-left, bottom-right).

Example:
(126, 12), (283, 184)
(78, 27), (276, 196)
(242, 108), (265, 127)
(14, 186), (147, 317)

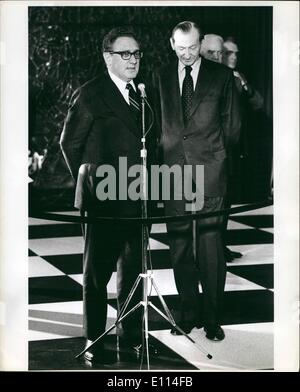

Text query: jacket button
(183, 136), (187, 140)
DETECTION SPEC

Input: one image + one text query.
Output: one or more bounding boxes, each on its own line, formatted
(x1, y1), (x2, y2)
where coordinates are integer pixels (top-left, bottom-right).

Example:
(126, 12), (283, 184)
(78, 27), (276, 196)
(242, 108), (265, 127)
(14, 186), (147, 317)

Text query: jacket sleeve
(220, 69), (242, 148)
(238, 72), (264, 111)
(246, 85), (264, 111)
(60, 88), (94, 181)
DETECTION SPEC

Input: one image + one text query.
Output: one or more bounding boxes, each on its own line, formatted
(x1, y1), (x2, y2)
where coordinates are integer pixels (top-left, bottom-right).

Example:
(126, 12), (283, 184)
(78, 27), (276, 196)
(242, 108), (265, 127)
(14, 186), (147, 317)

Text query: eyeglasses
(108, 50), (143, 60)
(207, 50), (223, 56)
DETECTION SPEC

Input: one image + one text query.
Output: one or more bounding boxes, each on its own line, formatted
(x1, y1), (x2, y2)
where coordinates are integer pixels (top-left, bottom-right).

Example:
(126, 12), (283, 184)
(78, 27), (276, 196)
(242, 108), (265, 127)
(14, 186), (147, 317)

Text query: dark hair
(102, 27), (140, 53)
(171, 21), (203, 42)
(224, 36), (237, 44)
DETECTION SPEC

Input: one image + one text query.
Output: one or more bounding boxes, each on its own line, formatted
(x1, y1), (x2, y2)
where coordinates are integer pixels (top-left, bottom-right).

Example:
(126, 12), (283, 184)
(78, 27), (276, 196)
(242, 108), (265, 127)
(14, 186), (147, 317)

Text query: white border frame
(0, 0), (299, 371)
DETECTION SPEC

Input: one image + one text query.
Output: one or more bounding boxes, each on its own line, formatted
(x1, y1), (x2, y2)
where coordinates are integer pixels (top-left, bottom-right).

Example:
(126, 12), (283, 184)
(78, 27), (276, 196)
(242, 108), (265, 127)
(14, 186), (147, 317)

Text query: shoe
(225, 247), (243, 262)
(83, 340), (116, 364)
(170, 321), (201, 336)
(204, 326), (225, 341)
(230, 250), (243, 259)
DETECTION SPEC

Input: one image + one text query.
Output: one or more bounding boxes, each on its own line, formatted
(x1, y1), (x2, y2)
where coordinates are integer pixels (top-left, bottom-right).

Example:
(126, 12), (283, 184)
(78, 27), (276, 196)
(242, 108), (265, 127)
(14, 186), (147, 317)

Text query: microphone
(137, 83), (154, 137)
(138, 83), (147, 98)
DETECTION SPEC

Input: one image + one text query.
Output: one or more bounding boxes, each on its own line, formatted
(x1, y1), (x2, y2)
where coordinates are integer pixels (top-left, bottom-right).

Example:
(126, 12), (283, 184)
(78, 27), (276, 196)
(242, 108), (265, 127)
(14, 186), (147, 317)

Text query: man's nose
(212, 51), (219, 60)
(129, 54), (137, 64)
(184, 48), (191, 57)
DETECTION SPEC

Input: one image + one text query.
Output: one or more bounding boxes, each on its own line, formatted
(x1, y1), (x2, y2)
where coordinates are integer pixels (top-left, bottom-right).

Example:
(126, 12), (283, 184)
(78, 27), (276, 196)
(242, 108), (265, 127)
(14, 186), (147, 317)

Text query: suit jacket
(226, 72), (264, 177)
(156, 58), (241, 197)
(60, 73), (156, 217)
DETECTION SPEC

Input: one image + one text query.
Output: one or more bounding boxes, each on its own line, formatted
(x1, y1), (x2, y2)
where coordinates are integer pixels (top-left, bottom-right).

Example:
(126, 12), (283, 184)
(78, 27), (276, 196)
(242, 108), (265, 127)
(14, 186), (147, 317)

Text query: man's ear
(103, 52), (111, 67)
(199, 41), (203, 54)
(170, 37), (175, 51)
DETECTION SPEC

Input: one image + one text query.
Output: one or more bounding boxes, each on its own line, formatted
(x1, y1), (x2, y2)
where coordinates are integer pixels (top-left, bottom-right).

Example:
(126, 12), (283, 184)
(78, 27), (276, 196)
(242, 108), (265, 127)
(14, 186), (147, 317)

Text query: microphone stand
(75, 88), (212, 369)
(140, 92), (151, 365)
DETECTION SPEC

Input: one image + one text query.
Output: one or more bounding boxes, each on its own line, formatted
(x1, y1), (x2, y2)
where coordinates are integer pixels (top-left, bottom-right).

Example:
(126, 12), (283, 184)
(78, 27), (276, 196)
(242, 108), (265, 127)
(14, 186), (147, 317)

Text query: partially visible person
(222, 38), (264, 261)
(201, 34), (243, 262)
(222, 39), (263, 110)
(200, 34), (224, 63)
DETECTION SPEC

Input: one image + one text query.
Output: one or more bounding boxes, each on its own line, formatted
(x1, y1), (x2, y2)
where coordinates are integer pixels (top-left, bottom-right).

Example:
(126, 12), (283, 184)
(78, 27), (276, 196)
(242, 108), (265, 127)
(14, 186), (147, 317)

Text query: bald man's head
(200, 34), (224, 63)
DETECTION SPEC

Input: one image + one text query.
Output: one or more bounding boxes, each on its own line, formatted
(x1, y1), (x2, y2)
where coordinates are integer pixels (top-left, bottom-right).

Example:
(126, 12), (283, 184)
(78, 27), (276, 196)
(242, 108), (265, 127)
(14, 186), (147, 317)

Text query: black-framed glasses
(108, 50), (143, 60)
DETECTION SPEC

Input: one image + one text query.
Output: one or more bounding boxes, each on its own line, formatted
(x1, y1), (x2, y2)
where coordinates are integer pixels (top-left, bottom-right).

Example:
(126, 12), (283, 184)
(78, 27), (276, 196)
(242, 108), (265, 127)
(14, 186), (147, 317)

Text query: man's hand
(233, 70), (248, 90)
(233, 70), (246, 83)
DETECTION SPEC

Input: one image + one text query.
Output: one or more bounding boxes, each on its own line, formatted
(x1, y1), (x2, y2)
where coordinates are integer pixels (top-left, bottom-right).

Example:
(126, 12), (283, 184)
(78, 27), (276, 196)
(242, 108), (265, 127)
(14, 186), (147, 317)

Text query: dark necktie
(182, 65), (194, 126)
(126, 83), (141, 121)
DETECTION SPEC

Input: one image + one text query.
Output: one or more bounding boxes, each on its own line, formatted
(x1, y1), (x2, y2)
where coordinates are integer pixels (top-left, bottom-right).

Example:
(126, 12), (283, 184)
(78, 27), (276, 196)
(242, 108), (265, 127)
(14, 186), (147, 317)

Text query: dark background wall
(29, 6), (273, 209)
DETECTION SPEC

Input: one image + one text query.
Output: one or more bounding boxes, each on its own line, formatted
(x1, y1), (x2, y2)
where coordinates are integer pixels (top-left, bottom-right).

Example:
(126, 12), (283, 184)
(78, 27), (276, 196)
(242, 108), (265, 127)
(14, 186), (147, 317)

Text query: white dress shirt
(178, 57), (201, 95)
(108, 69), (136, 105)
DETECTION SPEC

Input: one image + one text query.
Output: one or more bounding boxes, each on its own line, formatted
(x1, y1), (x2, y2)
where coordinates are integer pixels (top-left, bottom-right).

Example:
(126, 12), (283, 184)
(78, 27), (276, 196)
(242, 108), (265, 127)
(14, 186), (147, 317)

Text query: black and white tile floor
(29, 205), (274, 370)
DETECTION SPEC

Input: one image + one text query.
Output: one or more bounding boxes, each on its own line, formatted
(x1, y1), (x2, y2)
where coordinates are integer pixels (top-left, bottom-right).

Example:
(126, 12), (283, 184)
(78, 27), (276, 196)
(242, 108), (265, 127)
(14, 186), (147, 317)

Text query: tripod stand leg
(149, 275), (212, 359)
(148, 302), (212, 359)
(141, 301), (150, 369)
(115, 274), (142, 324)
(115, 301), (143, 325)
(150, 277), (177, 324)
(75, 301), (143, 359)
(75, 275), (142, 359)
(75, 322), (118, 359)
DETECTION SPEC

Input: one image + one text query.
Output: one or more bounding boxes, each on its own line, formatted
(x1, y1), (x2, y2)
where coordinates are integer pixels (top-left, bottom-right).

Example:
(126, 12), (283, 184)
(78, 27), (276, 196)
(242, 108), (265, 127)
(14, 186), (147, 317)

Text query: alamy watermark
(95, 157), (204, 211)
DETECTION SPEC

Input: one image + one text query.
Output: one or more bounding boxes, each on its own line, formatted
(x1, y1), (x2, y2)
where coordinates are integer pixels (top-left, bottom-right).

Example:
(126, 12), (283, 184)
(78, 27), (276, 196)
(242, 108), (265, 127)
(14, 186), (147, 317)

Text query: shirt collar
(108, 69), (136, 91)
(178, 56), (201, 73)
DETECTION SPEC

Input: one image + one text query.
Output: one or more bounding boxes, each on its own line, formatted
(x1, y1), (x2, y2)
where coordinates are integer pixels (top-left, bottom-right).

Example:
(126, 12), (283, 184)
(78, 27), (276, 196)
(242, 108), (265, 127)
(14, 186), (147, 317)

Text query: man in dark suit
(222, 39), (264, 110)
(201, 33), (245, 262)
(155, 21), (241, 341)
(221, 38), (264, 260)
(60, 27), (155, 362)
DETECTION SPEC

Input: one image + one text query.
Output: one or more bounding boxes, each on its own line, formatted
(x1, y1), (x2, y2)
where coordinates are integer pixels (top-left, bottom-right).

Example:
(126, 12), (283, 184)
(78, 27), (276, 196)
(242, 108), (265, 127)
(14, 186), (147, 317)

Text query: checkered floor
(28, 205), (274, 370)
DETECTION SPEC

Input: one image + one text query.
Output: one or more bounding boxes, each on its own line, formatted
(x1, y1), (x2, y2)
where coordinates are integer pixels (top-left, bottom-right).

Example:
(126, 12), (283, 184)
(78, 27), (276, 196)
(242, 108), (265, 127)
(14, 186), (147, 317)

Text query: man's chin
(126, 70), (138, 78)
(182, 59), (195, 66)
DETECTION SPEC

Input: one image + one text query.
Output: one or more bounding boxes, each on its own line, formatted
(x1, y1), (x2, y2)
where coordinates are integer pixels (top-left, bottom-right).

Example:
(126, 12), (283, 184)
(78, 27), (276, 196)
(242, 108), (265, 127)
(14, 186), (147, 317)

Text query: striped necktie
(182, 65), (194, 126)
(126, 83), (141, 121)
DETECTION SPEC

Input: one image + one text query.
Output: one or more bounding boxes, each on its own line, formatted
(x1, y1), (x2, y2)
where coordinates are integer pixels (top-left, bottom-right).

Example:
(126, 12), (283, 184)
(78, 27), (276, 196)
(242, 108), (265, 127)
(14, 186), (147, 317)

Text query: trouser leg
(167, 218), (200, 323)
(116, 224), (143, 342)
(83, 222), (123, 340)
(196, 196), (226, 329)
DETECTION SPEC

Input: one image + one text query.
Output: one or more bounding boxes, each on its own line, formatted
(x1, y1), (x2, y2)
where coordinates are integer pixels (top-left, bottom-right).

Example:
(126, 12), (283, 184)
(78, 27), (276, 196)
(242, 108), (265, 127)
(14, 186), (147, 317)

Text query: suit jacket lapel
(189, 58), (214, 118)
(101, 74), (141, 137)
(166, 60), (214, 128)
(166, 63), (184, 128)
